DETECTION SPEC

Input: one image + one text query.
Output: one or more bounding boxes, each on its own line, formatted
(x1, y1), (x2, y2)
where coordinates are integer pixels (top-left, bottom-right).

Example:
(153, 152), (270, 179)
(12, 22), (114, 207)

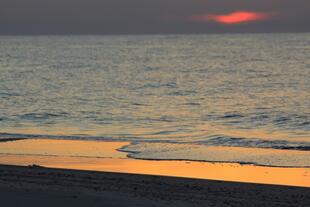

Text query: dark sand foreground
(0, 164), (309, 207)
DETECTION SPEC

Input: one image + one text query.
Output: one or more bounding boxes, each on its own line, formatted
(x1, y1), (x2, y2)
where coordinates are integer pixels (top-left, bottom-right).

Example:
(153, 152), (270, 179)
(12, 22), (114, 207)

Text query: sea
(0, 33), (309, 167)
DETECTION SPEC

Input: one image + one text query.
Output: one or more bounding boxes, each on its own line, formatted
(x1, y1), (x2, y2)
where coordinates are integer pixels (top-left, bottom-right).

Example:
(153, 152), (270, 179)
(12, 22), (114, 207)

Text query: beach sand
(0, 139), (309, 206)
(0, 164), (309, 207)
(0, 139), (309, 187)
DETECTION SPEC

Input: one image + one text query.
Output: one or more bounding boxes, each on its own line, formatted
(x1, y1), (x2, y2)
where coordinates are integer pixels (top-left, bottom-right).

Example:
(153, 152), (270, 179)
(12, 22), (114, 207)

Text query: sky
(1, 0), (309, 35)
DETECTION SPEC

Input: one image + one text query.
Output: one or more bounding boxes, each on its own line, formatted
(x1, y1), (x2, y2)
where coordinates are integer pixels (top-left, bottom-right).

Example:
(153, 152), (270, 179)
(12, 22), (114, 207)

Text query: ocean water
(0, 34), (309, 166)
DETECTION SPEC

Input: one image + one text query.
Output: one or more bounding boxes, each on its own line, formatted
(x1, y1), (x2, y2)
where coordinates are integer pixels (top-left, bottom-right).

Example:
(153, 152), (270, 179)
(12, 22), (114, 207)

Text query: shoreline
(0, 139), (309, 187)
(0, 164), (309, 207)
(1, 154), (309, 187)
(122, 155), (310, 169)
(1, 137), (309, 168)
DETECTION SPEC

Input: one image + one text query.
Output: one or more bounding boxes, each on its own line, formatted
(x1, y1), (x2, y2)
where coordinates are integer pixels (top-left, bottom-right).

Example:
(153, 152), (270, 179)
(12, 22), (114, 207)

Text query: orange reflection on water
(2, 122), (308, 143)
(0, 139), (308, 187)
(0, 139), (128, 158)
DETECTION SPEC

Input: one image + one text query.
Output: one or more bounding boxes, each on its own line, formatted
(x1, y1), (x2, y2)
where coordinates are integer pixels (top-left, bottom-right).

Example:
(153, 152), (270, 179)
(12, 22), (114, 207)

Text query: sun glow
(189, 11), (273, 25)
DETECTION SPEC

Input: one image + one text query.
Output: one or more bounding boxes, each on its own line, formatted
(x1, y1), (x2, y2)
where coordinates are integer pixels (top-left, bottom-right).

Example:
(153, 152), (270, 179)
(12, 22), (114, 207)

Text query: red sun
(189, 11), (274, 25)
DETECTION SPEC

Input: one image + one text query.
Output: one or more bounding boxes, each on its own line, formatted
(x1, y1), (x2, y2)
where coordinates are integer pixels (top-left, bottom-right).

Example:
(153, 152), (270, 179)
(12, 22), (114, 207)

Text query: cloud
(188, 11), (275, 25)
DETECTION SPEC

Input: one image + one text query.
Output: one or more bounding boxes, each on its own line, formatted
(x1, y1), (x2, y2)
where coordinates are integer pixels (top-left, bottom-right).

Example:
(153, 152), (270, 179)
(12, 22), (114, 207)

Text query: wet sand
(0, 139), (309, 187)
(0, 164), (309, 207)
(0, 139), (309, 206)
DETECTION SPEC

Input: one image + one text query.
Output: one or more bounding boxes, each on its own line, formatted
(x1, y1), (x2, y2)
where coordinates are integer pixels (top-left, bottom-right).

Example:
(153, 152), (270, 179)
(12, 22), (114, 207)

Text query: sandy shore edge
(0, 139), (309, 187)
(0, 164), (309, 207)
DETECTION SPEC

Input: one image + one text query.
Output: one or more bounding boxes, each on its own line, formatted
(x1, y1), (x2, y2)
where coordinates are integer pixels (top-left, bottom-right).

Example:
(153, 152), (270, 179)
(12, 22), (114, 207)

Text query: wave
(18, 112), (69, 120)
(1, 132), (309, 167)
(197, 135), (310, 151)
